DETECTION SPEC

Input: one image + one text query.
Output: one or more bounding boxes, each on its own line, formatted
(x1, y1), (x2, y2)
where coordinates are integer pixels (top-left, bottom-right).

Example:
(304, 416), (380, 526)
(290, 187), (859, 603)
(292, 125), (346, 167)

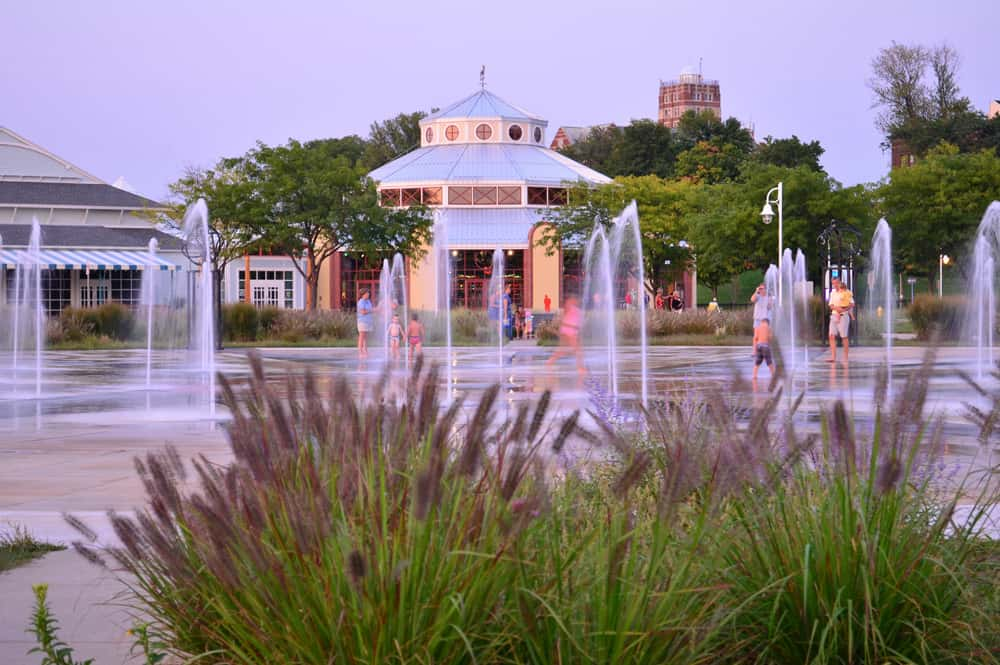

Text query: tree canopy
(237, 137), (432, 309)
(879, 143), (1000, 281)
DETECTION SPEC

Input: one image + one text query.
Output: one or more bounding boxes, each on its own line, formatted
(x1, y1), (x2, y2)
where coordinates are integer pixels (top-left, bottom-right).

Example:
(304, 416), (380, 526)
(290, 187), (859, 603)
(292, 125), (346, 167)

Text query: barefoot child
(387, 315), (404, 360)
(407, 313), (424, 361)
(752, 317), (774, 380)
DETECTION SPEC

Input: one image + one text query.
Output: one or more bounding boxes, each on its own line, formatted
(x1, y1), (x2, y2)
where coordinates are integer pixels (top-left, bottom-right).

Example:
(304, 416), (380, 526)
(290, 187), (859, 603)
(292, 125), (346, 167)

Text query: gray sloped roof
(425, 90), (545, 122)
(0, 181), (165, 209)
(368, 143), (611, 186)
(0, 224), (183, 251)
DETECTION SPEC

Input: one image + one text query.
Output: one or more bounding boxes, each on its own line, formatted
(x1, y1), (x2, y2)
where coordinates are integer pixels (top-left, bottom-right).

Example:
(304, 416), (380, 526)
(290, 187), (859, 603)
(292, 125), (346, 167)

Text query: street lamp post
(760, 181), (783, 302)
(938, 254), (950, 298)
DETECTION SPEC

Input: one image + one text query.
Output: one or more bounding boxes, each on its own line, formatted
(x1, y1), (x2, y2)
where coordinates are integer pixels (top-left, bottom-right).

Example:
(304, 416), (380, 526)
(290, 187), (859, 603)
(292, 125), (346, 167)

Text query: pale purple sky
(4, 0), (996, 200)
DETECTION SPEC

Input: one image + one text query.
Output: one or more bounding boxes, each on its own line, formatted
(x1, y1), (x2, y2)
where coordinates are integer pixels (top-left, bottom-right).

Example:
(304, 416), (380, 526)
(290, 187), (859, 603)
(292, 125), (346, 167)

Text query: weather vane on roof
(480, 65), (486, 89)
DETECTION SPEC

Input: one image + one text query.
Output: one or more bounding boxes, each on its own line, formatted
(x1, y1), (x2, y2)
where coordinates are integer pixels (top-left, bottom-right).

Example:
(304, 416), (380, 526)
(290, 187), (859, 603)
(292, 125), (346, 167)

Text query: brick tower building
(658, 65), (721, 128)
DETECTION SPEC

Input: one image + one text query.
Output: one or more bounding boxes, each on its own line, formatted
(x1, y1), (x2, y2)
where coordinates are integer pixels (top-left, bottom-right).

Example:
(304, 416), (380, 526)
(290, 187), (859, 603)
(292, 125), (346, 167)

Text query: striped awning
(0, 248), (182, 271)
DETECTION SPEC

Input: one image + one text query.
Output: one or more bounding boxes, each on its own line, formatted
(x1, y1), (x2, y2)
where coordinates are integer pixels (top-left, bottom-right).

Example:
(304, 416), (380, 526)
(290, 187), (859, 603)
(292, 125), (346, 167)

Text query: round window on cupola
(533, 127), (543, 143)
(425, 127), (433, 143)
(475, 123), (493, 140)
(508, 124), (523, 141)
(445, 125), (460, 141)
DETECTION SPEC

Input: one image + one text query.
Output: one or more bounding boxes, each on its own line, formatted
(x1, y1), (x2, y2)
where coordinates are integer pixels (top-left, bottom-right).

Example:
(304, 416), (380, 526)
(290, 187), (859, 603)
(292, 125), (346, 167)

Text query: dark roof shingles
(0, 224), (183, 250)
(0, 181), (164, 209)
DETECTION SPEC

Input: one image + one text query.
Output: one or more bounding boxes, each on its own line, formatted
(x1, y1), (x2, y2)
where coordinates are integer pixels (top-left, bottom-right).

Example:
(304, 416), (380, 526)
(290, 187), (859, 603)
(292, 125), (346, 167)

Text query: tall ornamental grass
(68, 350), (999, 664)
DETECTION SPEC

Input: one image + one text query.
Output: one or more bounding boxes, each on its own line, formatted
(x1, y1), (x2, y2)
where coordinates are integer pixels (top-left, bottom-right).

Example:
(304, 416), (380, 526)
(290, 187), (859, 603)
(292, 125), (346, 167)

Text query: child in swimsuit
(407, 313), (424, 361)
(752, 317), (774, 381)
(388, 315), (404, 360)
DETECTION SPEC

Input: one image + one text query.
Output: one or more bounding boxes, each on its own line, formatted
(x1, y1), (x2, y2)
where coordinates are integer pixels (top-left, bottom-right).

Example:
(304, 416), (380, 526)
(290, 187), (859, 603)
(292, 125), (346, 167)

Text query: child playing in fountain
(546, 296), (585, 374)
(387, 315), (404, 361)
(752, 317), (774, 380)
(524, 309), (533, 339)
(407, 312), (424, 361)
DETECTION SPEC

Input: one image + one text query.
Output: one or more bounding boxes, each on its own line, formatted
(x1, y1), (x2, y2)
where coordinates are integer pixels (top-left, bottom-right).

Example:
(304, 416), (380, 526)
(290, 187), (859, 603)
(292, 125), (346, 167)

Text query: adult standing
(655, 288), (665, 310)
(827, 277), (854, 364)
(356, 288), (373, 357)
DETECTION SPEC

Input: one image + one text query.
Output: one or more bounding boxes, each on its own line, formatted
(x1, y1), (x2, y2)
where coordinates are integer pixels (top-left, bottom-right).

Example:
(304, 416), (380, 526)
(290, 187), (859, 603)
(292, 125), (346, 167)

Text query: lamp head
(760, 202), (775, 225)
(942, 254), (950, 265)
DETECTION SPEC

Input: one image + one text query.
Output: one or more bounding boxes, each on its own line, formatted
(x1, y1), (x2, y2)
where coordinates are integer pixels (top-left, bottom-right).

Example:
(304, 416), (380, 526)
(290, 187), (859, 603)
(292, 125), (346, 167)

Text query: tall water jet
(378, 257), (392, 360)
(9, 219), (45, 397)
(869, 219), (894, 383)
(377, 252), (409, 363)
(141, 238), (159, 388)
(181, 199), (216, 413)
(609, 201), (648, 407)
(765, 250), (808, 377)
(793, 249), (809, 370)
(582, 225), (617, 397)
(966, 201), (1000, 379)
(431, 211), (453, 394)
(488, 248), (505, 369)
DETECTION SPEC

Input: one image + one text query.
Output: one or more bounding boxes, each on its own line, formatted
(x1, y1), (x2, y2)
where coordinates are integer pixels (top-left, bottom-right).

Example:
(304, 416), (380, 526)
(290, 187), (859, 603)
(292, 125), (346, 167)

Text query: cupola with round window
(533, 127), (543, 143)
(508, 124), (523, 141)
(424, 127), (434, 143)
(445, 125), (460, 141)
(475, 123), (493, 141)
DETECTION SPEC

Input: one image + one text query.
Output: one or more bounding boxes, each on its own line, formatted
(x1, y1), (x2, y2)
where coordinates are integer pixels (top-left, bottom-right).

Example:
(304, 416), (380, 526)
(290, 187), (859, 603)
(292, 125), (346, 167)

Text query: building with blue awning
(0, 127), (189, 313)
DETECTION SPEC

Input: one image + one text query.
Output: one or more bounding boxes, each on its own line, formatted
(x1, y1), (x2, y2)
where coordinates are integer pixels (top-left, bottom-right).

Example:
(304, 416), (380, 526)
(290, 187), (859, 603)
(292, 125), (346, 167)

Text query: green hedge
(908, 295), (966, 341)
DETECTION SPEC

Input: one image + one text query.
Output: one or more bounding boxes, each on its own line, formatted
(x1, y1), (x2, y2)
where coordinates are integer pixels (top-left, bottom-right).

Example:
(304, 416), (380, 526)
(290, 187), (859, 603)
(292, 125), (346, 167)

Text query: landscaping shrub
(56, 307), (98, 342)
(223, 303), (259, 342)
(256, 305), (281, 336)
(93, 302), (135, 340)
(534, 317), (559, 343)
(270, 309), (354, 342)
(908, 294), (966, 341)
(648, 308), (753, 337)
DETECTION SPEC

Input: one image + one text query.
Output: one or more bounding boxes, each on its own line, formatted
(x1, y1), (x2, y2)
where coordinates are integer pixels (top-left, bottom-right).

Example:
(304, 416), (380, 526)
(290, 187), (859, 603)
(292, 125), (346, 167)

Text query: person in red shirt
(543, 294), (551, 312)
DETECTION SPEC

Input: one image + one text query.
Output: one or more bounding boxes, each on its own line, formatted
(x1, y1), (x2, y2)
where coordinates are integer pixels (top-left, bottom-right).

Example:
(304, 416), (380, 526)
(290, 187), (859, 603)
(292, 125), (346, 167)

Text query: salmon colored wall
(530, 223), (560, 311)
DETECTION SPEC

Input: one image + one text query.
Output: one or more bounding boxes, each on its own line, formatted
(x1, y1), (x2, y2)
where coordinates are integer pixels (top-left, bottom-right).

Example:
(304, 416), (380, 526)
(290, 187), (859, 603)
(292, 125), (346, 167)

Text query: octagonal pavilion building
(325, 89), (611, 313)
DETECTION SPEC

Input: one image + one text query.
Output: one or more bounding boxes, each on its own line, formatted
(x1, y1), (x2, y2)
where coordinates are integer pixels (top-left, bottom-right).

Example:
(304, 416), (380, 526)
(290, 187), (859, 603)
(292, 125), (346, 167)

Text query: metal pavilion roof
(425, 90), (545, 122)
(435, 207), (543, 247)
(368, 143), (611, 186)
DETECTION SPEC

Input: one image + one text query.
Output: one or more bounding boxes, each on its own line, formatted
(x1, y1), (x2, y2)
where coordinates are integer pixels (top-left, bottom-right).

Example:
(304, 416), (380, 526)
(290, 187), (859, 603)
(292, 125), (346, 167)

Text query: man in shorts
(827, 277), (854, 364)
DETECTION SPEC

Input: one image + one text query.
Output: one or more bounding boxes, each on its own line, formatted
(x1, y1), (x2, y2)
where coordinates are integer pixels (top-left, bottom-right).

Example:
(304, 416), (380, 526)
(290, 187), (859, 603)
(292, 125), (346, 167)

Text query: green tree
(752, 135), (825, 171)
(675, 111), (755, 154)
(613, 120), (679, 178)
(880, 143), (1000, 283)
(242, 138), (432, 309)
(541, 176), (696, 292)
(163, 161), (257, 302)
(362, 111), (430, 170)
(675, 140), (746, 184)
(557, 125), (624, 175)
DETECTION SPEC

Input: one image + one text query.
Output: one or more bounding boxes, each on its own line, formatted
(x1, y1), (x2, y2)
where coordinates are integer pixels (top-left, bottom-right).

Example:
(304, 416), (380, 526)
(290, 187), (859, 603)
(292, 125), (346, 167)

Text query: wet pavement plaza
(1, 343), (997, 527)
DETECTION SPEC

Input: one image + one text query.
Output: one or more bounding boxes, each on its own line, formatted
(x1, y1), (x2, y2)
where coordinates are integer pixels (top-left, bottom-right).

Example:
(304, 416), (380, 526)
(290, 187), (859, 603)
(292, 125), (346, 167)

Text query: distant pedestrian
(503, 285), (514, 340)
(655, 288), (665, 310)
(356, 289), (373, 357)
(827, 277), (854, 364)
(524, 309), (534, 339)
(544, 293), (552, 312)
(624, 291), (633, 310)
